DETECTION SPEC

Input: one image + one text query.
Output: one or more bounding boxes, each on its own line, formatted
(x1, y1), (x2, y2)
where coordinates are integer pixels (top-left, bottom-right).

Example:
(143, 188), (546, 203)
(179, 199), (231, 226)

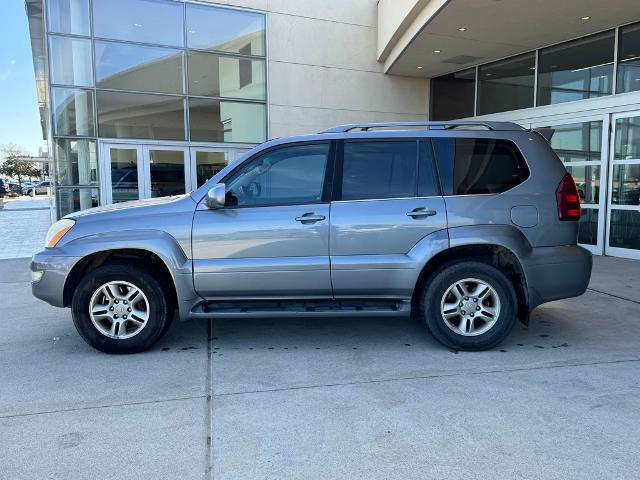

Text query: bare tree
(0, 144), (41, 193)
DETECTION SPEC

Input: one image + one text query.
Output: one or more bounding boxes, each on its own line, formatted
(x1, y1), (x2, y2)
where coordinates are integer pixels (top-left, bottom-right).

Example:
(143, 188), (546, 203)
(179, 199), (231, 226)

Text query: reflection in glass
(186, 3), (265, 55)
(614, 116), (640, 160)
(430, 69), (476, 120)
(578, 208), (599, 246)
(196, 151), (230, 187)
(54, 138), (97, 186)
(547, 122), (602, 162)
(187, 52), (266, 100)
(49, 36), (93, 86)
(537, 31), (614, 105)
(51, 87), (94, 136)
(189, 98), (266, 143)
(565, 165), (600, 204)
(57, 187), (99, 217)
(149, 150), (185, 197)
(110, 148), (139, 203)
(609, 210), (640, 250)
(93, 0), (183, 47)
(97, 91), (186, 140)
(47, 0), (90, 36)
(617, 22), (640, 94)
(611, 164), (640, 206)
(95, 41), (184, 94)
(478, 53), (535, 115)
(225, 144), (328, 207)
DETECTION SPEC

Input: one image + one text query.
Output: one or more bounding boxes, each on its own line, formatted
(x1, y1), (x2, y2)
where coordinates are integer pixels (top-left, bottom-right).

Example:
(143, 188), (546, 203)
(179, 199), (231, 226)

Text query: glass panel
(617, 22), (640, 94)
(537, 31), (615, 105)
(189, 98), (266, 143)
(578, 208), (599, 246)
(97, 91), (186, 140)
(418, 141), (438, 197)
(342, 141), (417, 201)
(51, 87), (95, 136)
(187, 52), (266, 100)
(95, 41), (184, 94)
(93, 0), (184, 47)
(609, 209), (640, 250)
(149, 150), (185, 197)
(432, 138), (529, 195)
(613, 116), (640, 160)
(49, 36), (93, 86)
(546, 121), (602, 163)
(430, 69), (475, 120)
(186, 3), (265, 56)
(565, 165), (600, 204)
(611, 164), (640, 206)
(110, 148), (139, 203)
(54, 138), (98, 186)
(225, 144), (329, 207)
(478, 53), (535, 115)
(56, 188), (99, 217)
(196, 151), (230, 187)
(47, 0), (90, 36)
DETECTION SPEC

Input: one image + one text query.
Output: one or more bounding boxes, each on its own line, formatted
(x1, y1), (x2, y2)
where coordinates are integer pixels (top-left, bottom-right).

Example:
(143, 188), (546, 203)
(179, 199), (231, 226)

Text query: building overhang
(379, 0), (640, 78)
(25, 0), (48, 141)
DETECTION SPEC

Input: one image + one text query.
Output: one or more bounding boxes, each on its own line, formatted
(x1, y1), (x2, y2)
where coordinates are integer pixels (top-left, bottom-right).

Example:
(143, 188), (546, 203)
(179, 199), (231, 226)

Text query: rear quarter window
(432, 137), (529, 195)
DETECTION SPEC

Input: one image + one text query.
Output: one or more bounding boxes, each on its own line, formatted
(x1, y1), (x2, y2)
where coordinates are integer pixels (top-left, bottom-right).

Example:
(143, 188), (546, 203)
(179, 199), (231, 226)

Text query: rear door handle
(406, 208), (437, 218)
(295, 213), (326, 224)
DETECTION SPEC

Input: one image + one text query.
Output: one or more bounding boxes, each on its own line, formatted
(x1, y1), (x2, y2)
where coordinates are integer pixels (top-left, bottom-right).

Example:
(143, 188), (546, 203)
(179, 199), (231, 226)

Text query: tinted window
(478, 53), (535, 115)
(617, 22), (640, 94)
(432, 138), (529, 195)
(341, 141), (417, 201)
(225, 144), (329, 207)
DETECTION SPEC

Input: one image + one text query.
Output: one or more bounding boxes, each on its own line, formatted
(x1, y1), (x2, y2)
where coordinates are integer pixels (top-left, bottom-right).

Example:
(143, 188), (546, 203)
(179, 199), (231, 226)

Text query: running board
(189, 299), (412, 319)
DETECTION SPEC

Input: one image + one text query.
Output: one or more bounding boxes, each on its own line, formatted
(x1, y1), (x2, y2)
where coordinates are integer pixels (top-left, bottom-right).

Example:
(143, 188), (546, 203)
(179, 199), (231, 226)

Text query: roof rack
(319, 121), (525, 134)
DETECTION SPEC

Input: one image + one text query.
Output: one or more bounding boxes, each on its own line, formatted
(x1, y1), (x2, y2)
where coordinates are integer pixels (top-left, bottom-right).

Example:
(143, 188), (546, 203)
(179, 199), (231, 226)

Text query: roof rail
(319, 121), (525, 134)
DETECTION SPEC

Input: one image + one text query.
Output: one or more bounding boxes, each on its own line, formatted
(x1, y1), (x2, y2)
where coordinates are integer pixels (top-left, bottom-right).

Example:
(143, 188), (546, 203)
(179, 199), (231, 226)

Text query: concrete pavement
(1, 256), (639, 479)
(0, 196), (52, 260)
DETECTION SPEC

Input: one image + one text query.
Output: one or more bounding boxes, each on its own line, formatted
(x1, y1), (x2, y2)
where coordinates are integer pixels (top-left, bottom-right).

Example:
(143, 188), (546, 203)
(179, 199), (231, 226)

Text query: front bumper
(523, 245), (592, 310)
(31, 250), (82, 308)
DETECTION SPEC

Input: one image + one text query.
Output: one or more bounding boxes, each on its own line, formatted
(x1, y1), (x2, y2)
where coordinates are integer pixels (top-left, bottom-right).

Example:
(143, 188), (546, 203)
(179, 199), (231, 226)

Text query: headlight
(44, 219), (75, 248)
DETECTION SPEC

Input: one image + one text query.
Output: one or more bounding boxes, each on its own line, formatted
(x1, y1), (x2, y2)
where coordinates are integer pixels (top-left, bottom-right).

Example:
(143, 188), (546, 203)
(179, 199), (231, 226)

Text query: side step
(189, 299), (412, 319)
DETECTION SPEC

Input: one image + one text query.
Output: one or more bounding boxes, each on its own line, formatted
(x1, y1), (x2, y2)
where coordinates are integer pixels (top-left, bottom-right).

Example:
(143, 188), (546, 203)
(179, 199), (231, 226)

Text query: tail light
(556, 173), (581, 221)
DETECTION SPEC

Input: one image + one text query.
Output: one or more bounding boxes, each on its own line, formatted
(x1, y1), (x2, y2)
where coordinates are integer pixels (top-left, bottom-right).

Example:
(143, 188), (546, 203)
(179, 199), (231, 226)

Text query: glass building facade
(45, 0), (267, 216)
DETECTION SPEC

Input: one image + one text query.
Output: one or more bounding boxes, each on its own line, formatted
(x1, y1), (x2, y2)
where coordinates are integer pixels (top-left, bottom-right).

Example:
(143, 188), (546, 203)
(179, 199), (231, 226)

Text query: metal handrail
(319, 121), (525, 134)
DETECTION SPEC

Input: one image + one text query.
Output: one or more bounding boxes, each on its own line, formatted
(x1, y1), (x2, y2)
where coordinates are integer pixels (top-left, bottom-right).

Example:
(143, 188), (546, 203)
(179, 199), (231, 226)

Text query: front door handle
(295, 213), (326, 224)
(406, 208), (437, 218)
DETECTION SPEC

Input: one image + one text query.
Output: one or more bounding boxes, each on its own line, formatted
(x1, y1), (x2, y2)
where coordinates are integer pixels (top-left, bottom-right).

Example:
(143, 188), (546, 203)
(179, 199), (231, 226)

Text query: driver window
(224, 143), (329, 207)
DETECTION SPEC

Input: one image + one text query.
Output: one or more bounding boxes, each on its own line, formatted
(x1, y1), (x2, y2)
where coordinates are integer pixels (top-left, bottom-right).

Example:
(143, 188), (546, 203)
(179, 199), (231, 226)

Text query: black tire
(71, 261), (174, 354)
(418, 260), (518, 351)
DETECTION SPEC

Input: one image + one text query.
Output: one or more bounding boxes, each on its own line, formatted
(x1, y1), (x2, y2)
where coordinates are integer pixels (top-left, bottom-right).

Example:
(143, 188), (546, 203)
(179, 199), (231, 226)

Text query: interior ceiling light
(433, 50), (442, 54)
(417, 66), (424, 69)
(458, 27), (467, 32)
(580, 16), (590, 21)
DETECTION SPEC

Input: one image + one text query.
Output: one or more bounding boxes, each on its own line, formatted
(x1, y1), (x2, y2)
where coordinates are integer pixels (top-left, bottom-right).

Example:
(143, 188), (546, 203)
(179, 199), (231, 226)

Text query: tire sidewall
(420, 261), (517, 351)
(72, 263), (169, 354)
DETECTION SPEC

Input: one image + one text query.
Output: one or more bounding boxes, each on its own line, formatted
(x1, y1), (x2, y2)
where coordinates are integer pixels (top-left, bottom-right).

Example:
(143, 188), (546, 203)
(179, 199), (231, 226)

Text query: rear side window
(340, 141), (417, 201)
(432, 137), (529, 195)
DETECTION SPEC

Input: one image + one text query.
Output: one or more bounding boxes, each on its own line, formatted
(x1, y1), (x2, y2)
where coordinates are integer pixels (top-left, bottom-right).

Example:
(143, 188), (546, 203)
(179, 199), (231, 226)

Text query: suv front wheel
(419, 260), (518, 351)
(71, 262), (173, 354)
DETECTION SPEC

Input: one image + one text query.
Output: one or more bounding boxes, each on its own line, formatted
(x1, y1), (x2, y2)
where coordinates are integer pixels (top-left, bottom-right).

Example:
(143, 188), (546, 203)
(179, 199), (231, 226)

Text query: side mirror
(205, 183), (226, 210)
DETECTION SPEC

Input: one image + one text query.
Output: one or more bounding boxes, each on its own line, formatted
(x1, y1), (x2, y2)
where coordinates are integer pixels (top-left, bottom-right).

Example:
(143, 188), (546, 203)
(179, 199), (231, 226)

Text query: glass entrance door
(189, 147), (249, 188)
(606, 112), (640, 259)
(532, 116), (609, 255)
(101, 143), (190, 203)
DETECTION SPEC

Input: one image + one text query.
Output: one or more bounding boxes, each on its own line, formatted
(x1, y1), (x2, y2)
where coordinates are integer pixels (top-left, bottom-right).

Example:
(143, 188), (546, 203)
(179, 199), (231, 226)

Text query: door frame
(530, 113), (611, 255)
(144, 144), (191, 196)
(604, 110), (640, 259)
(100, 142), (144, 205)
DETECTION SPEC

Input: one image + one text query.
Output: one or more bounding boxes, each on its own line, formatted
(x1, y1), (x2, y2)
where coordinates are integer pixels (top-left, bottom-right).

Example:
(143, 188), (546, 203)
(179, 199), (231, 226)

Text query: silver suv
(31, 121), (592, 354)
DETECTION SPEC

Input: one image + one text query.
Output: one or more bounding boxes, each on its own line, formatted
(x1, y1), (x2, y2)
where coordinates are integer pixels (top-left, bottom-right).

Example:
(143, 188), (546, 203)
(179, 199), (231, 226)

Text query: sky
(0, 0), (43, 156)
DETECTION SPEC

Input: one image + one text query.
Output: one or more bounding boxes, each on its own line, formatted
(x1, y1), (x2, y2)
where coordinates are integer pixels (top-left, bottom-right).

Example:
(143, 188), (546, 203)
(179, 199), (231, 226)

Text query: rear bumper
(523, 245), (592, 310)
(31, 250), (81, 308)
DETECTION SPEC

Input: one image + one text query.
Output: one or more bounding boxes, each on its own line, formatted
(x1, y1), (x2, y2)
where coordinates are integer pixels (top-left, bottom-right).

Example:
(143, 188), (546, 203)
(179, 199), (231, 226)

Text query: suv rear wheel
(419, 260), (517, 351)
(71, 261), (173, 354)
